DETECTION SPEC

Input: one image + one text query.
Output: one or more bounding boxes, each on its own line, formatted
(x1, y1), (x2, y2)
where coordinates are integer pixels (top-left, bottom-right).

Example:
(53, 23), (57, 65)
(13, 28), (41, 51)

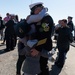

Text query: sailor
(67, 16), (74, 32)
(28, 2), (54, 75)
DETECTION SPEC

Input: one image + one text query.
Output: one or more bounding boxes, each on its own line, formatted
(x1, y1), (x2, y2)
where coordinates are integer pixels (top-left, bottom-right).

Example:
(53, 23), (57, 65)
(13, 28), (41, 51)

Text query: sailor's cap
(29, 2), (43, 9)
(68, 16), (73, 19)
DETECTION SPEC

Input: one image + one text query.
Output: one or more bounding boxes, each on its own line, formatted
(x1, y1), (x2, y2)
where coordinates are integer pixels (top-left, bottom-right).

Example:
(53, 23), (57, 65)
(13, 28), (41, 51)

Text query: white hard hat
(29, 2), (43, 9)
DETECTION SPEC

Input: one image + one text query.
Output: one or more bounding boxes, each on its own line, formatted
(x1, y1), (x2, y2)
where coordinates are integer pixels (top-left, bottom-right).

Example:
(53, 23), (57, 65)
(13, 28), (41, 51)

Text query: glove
(50, 48), (55, 55)
(27, 39), (38, 48)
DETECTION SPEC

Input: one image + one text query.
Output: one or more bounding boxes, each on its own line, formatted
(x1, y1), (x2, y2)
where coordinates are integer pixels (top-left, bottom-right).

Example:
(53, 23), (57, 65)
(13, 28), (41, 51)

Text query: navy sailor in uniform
(29, 2), (54, 75)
